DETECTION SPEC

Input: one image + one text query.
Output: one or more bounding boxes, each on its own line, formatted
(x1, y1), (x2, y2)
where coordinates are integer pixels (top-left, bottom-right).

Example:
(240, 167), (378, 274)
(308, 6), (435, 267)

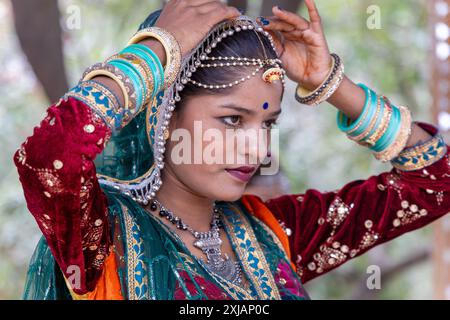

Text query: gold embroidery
(37, 172), (64, 193)
(80, 176), (94, 228)
(437, 191), (444, 206)
(311, 245), (347, 273)
(83, 124), (95, 133)
(385, 172), (404, 199)
(295, 255), (304, 278)
(359, 230), (380, 250)
(224, 203), (282, 300)
(36, 214), (54, 236)
(392, 200), (428, 228)
(17, 146), (26, 165)
(326, 196), (353, 233)
(53, 160), (63, 170)
(91, 244), (108, 269)
(276, 219), (292, 237)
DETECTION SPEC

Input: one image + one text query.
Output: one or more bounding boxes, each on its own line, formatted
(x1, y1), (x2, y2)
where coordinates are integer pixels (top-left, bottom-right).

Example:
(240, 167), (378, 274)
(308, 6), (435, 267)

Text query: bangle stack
(295, 53), (345, 107)
(337, 83), (413, 162)
(80, 27), (181, 113)
(128, 27), (182, 90)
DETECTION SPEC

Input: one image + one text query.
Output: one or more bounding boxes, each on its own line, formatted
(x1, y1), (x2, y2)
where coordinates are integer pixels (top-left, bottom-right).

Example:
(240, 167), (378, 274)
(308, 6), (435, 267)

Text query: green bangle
(126, 44), (165, 90)
(372, 103), (401, 152)
(337, 83), (377, 135)
(120, 44), (164, 97)
(108, 59), (145, 110)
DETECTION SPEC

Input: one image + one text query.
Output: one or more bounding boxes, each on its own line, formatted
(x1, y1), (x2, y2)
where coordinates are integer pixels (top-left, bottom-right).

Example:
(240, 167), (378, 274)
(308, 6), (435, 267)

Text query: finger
(182, 0), (216, 6)
(257, 16), (298, 33)
(278, 28), (320, 46)
(304, 0), (323, 30)
(194, 1), (241, 18)
(272, 6), (310, 30)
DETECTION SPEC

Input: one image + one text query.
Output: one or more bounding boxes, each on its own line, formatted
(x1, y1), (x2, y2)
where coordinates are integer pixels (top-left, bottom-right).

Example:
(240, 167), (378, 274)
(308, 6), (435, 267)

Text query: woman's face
(164, 73), (283, 202)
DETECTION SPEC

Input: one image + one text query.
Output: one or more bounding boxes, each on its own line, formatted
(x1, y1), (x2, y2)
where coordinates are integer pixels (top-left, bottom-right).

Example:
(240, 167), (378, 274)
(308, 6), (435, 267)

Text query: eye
(220, 115), (242, 128)
(262, 119), (279, 129)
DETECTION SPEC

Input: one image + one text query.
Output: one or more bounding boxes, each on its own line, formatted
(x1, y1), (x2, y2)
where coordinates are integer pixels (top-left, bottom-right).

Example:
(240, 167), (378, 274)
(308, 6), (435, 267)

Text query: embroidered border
(121, 203), (148, 300)
(64, 80), (131, 131)
(391, 133), (447, 171)
(223, 203), (281, 300)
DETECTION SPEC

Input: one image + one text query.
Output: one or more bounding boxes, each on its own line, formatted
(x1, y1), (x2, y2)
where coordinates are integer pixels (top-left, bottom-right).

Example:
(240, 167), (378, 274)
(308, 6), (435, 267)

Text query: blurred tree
(429, 0), (450, 300)
(11, 0), (68, 103)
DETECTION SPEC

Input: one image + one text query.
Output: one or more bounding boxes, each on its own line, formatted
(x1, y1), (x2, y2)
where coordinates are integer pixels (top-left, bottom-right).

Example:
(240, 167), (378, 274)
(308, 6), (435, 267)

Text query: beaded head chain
(98, 15), (286, 204)
(189, 22), (286, 89)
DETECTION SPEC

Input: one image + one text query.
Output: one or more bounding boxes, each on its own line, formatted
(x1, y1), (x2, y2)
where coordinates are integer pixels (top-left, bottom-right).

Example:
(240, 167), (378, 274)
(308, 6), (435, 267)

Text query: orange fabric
(68, 250), (124, 300)
(88, 251), (124, 300)
(241, 194), (296, 272)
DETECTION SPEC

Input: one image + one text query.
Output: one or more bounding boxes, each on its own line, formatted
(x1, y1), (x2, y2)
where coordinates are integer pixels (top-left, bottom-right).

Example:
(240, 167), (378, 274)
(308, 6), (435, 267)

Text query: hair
(177, 28), (284, 111)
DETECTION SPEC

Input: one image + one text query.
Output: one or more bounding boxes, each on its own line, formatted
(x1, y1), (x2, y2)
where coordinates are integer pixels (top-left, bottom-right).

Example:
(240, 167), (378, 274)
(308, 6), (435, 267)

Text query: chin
(211, 171), (249, 202)
(217, 192), (245, 202)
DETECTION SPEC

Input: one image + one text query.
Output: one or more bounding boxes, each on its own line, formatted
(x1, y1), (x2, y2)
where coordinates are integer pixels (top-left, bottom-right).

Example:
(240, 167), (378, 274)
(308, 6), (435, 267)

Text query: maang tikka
(189, 19), (286, 89)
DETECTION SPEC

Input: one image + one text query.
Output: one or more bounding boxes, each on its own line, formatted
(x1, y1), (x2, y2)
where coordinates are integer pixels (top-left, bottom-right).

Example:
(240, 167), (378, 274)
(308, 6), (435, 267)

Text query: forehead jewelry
(187, 21), (286, 90)
(254, 28), (284, 85)
(190, 56), (285, 89)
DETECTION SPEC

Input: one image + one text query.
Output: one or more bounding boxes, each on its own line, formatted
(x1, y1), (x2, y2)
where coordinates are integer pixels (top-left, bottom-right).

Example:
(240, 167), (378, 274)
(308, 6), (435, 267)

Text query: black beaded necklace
(147, 198), (242, 285)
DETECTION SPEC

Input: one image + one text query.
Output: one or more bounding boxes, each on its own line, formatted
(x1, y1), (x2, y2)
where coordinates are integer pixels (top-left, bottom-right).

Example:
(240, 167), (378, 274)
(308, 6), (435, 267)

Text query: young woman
(15, 0), (450, 300)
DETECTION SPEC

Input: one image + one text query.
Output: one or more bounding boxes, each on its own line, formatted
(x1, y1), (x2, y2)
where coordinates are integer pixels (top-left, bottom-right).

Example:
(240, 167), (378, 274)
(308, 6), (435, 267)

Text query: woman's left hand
(258, 0), (333, 91)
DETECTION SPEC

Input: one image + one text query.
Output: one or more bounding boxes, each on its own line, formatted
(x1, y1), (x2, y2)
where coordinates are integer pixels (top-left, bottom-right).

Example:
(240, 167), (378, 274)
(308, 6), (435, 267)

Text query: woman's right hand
(154, 0), (241, 58)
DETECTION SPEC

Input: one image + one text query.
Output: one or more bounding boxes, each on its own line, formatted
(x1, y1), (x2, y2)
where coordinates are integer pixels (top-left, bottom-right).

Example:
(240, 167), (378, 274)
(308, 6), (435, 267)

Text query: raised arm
(13, 44), (166, 294)
(13, 1), (241, 296)
(263, 120), (449, 283)
(254, 0), (450, 283)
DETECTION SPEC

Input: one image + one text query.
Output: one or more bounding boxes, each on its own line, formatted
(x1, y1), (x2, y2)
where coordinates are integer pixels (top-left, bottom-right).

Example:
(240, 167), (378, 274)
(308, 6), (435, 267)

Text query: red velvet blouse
(14, 96), (450, 295)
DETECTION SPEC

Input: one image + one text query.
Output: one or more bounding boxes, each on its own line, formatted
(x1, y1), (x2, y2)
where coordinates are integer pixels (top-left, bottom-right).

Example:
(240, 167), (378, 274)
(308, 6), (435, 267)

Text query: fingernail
(258, 17), (270, 25)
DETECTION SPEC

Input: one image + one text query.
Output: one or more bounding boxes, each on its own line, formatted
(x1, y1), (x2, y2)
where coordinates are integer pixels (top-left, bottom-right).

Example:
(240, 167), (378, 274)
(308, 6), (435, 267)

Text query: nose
(235, 126), (269, 166)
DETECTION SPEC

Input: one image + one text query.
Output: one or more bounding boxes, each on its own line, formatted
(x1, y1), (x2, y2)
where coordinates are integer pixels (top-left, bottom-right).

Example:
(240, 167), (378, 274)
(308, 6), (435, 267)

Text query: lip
(225, 166), (257, 182)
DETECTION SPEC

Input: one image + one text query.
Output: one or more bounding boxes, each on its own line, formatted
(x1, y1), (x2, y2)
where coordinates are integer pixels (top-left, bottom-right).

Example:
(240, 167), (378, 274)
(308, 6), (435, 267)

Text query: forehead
(195, 72), (284, 111)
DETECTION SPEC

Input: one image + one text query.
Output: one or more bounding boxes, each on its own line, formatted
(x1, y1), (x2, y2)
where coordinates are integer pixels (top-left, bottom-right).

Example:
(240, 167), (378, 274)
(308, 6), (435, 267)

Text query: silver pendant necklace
(147, 198), (243, 285)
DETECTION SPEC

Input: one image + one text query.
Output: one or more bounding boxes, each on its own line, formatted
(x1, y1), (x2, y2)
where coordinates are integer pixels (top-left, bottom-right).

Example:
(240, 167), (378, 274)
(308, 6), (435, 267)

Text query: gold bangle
(106, 53), (154, 104)
(127, 27), (182, 90)
(365, 102), (392, 146)
(348, 94), (382, 143)
(374, 105), (413, 162)
(296, 55), (335, 98)
(83, 68), (130, 110)
(295, 53), (344, 107)
(309, 63), (345, 107)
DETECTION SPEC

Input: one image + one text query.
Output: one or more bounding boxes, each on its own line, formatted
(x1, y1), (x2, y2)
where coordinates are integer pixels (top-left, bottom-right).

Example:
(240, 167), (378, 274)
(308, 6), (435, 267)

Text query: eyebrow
(219, 103), (282, 117)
